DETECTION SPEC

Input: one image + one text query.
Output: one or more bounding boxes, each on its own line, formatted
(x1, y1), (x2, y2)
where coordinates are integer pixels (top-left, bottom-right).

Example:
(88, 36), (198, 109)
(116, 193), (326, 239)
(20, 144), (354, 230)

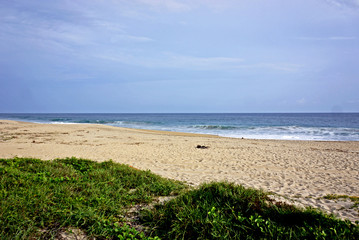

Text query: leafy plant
(141, 182), (359, 239)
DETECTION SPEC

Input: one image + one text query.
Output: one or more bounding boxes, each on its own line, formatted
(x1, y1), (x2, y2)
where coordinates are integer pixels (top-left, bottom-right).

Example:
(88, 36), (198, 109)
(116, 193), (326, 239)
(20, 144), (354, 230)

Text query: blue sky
(0, 0), (358, 113)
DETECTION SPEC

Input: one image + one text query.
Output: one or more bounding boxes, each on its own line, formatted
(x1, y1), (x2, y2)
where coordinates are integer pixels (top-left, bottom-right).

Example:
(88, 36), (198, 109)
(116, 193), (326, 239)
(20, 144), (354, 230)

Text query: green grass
(0, 157), (185, 239)
(141, 182), (359, 239)
(1, 157), (359, 239)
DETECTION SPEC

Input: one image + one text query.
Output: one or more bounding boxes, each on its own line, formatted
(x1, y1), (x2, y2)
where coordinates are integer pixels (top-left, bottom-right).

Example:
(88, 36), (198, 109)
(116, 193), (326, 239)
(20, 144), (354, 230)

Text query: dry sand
(1, 120), (359, 223)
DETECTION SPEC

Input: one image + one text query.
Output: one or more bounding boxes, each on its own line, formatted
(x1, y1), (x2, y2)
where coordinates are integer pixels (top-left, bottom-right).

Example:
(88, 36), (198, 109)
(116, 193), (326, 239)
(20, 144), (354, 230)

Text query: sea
(1, 113), (359, 141)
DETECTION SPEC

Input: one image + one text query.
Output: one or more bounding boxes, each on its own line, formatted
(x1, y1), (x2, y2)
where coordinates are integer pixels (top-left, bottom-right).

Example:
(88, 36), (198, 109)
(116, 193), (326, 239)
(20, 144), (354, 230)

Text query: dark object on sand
(196, 145), (209, 149)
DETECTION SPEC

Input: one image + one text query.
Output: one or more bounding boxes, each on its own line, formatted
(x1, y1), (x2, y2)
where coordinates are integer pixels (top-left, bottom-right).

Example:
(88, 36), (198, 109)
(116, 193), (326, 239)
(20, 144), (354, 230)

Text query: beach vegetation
(141, 182), (359, 239)
(0, 157), (185, 239)
(324, 194), (359, 213)
(1, 157), (358, 239)
(324, 194), (359, 204)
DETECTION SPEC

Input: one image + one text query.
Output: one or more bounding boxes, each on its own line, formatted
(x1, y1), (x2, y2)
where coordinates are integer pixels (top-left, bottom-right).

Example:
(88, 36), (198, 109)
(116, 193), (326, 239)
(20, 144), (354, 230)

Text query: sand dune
(1, 120), (358, 223)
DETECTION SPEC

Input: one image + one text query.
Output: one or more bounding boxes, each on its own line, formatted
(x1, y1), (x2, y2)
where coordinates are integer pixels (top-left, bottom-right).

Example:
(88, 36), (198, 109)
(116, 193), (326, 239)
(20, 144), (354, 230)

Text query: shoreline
(1, 120), (359, 223)
(43, 122), (359, 142)
(2, 119), (359, 142)
(1, 112), (358, 142)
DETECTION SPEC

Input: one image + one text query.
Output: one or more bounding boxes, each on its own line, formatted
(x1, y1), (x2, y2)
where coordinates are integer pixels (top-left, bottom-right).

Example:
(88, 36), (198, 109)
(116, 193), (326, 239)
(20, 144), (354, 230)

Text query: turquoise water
(1, 113), (358, 141)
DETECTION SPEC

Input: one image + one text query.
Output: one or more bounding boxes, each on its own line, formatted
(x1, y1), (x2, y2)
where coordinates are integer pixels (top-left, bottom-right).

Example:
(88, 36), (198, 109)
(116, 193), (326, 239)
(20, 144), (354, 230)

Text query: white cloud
(118, 35), (154, 42)
(297, 98), (306, 105)
(125, 0), (241, 13)
(136, 0), (191, 12)
(329, 36), (357, 40)
(95, 51), (244, 70)
(95, 51), (304, 73)
(325, 0), (359, 8)
(236, 63), (303, 72)
(296, 36), (357, 41)
(0, 1), (154, 57)
(165, 54), (244, 69)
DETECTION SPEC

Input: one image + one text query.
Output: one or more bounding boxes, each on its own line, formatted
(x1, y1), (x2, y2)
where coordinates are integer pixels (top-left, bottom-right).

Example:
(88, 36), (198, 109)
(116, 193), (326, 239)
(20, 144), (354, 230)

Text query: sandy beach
(1, 120), (358, 223)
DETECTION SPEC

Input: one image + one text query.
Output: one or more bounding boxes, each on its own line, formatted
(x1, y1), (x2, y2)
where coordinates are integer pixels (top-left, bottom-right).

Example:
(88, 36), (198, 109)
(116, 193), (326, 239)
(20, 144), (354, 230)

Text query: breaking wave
(191, 125), (238, 130)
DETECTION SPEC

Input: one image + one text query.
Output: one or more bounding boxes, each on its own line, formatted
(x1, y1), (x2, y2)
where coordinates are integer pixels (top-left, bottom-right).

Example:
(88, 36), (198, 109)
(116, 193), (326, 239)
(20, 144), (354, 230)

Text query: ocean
(1, 113), (358, 141)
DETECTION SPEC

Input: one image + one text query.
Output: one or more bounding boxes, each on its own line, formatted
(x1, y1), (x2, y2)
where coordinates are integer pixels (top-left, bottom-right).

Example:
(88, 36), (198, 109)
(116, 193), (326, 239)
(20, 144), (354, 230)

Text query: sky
(0, 0), (358, 113)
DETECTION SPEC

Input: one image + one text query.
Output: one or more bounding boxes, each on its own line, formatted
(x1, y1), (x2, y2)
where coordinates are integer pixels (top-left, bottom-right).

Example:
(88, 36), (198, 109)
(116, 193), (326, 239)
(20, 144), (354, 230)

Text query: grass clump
(0, 157), (185, 239)
(141, 182), (359, 240)
(324, 194), (359, 209)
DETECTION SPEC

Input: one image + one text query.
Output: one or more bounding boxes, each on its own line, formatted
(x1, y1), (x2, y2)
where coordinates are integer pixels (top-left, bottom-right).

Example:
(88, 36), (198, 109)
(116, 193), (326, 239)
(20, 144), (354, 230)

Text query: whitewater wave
(218, 126), (359, 141)
(191, 125), (238, 130)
